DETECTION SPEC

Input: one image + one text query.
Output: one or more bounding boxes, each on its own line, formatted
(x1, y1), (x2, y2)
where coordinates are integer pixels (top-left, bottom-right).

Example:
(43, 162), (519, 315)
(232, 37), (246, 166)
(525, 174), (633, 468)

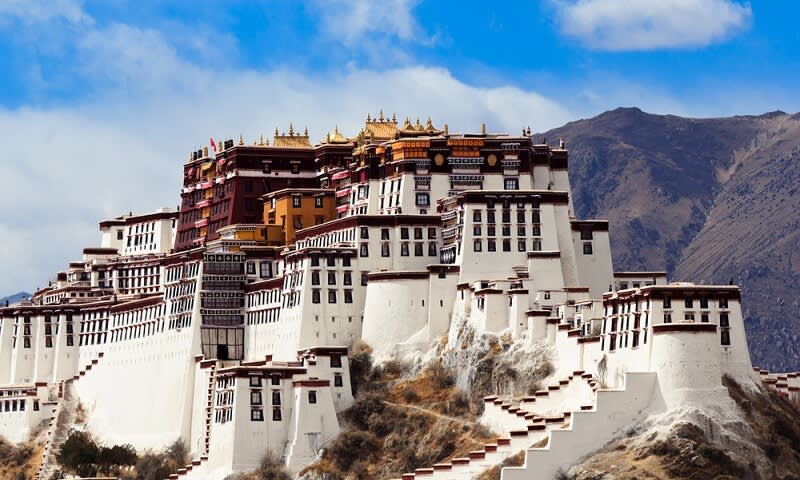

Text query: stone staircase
(35, 353), (104, 480)
(388, 372), (596, 480)
(501, 372), (658, 480)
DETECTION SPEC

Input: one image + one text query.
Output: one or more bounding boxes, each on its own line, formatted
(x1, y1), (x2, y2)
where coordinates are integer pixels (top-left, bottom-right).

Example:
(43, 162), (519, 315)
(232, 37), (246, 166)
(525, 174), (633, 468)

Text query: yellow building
(262, 189), (337, 246)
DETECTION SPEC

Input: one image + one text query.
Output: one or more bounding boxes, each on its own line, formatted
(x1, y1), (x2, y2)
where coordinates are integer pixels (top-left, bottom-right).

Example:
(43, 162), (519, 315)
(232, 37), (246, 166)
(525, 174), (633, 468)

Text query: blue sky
(1, 0), (798, 294)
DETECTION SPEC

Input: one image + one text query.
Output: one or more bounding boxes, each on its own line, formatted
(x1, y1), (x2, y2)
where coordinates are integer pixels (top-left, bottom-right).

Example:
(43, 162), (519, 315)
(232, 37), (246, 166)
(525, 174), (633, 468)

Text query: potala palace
(0, 114), (781, 479)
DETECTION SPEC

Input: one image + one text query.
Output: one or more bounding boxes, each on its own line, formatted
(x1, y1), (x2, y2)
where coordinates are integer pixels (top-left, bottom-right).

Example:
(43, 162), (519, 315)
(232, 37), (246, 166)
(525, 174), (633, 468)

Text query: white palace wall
(74, 325), (199, 450)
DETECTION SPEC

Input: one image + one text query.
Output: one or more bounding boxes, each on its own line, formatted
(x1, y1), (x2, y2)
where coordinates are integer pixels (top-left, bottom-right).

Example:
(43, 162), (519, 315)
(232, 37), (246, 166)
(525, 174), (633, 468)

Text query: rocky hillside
(542, 108), (800, 371)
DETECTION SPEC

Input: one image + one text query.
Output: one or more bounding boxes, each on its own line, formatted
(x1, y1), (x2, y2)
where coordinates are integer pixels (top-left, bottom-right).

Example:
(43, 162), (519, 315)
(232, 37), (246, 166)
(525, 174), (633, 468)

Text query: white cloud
(553, 0), (752, 50)
(308, 0), (424, 46)
(0, 0), (91, 25)
(0, 22), (573, 295)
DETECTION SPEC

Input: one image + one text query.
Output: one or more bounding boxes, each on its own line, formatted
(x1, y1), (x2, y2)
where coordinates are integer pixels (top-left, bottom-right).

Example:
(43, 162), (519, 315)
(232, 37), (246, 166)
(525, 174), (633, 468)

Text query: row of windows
(311, 270), (354, 286)
(473, 224), (541, 237)
(311, 290), (354, 304)
(473, 208), (540, 224)
(473, 239), (542, 252)
(664, 297), (729, 309)
(663, 312), (730, 327)
(360, 226), (438, 240)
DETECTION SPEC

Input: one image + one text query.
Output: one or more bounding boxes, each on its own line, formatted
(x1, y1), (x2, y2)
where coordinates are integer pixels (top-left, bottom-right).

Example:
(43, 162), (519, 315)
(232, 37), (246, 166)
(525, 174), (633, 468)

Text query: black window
(381, 243), (390, 257)
(473, 225), (482, 236)
(473, 210), (482, 222)
(400, 227), (409, 239)
(487, 225), (496, 236)
(344, 290), (353, 303)
(250, 391), (262, 405)
(292, 196), (301, 208)
(271, 376), (280, 386)
(311, 271), (320, 285)
(502, 210), (511, 223)
(315, 197), (324, 208)
(414, 243), (424, 256)
(700, 298), (708, 309)
(272, 407), (282, 421)
(308, 391), (317, 404)
(427, 227), (436, 239)
(719, 297), (729, 308)
(250, 377), (262, 387)
(487, 239), (496, 252)
(361, 272), (369, 286)
(487, 211), (496, 223)
(416, 193), (430, 206)
(328, 291), (337, 303)
(251, 409), (264, 421)
(334, 375), (343, 387)
(360, 244), (369, 257)
(327, 256), (336, 267)
(504, 178), (518, 190)
(381, 228), (390, 240)
(580, 230), (593, 240)
(517, 240), (526, 252)
(664, 313), (672, 323)
(517, 226), (526, 236)
(583, 242), (593, 255)
(663, 297), (672, 309)
(272, 391), (281, 405)
(342, 256), (351, 267)
(312, 290), (321, 304)
(360, 227), (369, 239)
(428, 243), (438, 256)
(720, 313), (730, 328)
(343, 272), (352, 285)
(517, 211), (525, 223)
(685, 298), (693, 308)
(311, 256), (320, 267)
(721, 329), (731, 346)
(330, 355), (342, 368)
(328, 272), (336, 285)
(414, 228), (423, 239)
(401, 243), (409, 256)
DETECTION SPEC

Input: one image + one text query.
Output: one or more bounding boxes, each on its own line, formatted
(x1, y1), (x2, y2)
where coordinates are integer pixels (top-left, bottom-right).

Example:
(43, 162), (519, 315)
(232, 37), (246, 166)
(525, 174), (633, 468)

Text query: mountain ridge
(541, 107), (800, 371)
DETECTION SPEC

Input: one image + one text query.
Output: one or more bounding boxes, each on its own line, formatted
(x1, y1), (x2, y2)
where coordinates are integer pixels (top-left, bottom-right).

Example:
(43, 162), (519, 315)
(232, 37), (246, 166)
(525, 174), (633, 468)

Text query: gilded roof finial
(481, 123), (486, 135)
(260, 134), (265, 146)
(527, 126), (531, 136)
(288, 123), (295, 136)
(303, 126), (308, 136)
(366, 113), (372, 122)
(403, 117), (412, 129)
(444, 123), (449, 135)
(334, 125), (340, 134)
(238, 134), (244, 145)
(426, 117), (433, 129)
(274, 127), (279, 136)
(391, 112), (397, 123)
(203, 146), (209, 157)
(379, 109), (384, 121)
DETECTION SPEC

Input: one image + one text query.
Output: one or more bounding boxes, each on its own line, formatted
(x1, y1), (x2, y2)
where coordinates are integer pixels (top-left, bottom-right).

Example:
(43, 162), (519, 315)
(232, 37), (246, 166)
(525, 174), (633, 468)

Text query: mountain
(0, 292), (31, 305)
(541, 107), (800, 372)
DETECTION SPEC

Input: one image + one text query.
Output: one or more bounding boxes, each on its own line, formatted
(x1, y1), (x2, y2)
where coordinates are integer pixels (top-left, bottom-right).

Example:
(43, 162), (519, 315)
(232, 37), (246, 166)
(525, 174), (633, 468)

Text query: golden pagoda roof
(273, 124), (312, 148)
(398, 116), (443, 137)
(360, 110), (398, 142)
(323, 126), (351, 145)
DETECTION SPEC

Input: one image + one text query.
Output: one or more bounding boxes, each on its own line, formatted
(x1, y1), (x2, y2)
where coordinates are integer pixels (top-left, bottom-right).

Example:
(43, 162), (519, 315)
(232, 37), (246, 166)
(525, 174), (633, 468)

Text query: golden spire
(238, 134), (244, 145)
(274, 126), (279, 136)
(303, 126), (308, 136)
(481, 123), (486, 135)
(379, 109), (384, 121)
(366, 113), (372, 122)
(288, 123), (295, 136)
(391, 112), (397, 123)
(334, 125), (340, 134)
(444, 123), (449, 135)
(426, 117), (433, 129)
(203, 146), (209, 157)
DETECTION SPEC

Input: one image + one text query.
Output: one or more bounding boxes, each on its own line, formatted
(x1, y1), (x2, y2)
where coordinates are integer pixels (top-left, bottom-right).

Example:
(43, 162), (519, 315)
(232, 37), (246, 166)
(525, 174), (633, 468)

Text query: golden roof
(324, 125), (350, 145)
(359, 110), (398, 142)
(273, 124), (312, 148)
(398, 116), (443, 137)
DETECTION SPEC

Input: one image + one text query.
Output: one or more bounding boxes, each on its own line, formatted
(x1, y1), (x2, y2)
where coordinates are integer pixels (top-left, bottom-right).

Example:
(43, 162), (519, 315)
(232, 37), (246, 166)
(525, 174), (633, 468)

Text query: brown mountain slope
(542, 108), (800, 371)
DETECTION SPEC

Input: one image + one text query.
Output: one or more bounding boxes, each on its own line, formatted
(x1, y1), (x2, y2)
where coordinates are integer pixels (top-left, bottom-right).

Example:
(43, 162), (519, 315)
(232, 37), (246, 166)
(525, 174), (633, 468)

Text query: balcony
(196, 199), (211, 208)
(195, 218), (209, 228)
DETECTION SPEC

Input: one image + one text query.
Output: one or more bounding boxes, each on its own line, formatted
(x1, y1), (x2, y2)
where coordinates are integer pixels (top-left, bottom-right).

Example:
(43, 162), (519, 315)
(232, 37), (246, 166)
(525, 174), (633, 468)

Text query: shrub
(348, 341), (374, 395)
(327, 431), (379, 471)
(58, 430), (99, 474)
(253, 452), (291, 480)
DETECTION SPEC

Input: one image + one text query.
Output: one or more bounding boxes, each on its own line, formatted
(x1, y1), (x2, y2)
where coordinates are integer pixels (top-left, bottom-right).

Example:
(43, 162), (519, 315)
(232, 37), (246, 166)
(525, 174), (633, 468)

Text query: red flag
(210, 137), (217, 153)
